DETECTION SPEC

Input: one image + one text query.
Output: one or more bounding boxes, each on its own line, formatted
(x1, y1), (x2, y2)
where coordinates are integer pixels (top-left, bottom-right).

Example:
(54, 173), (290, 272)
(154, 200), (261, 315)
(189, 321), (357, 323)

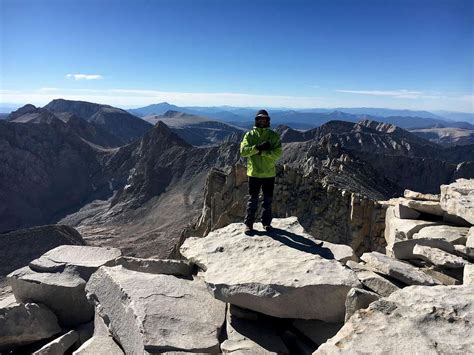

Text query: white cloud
(335, 89), (429, 99)
(66, 74), (103, 80)
(39, 87), (60, 91)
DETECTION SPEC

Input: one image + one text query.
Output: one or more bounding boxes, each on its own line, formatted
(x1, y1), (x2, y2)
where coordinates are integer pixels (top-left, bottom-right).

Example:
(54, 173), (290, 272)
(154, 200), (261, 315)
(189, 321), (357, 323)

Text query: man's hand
(256, 141), (271, 151)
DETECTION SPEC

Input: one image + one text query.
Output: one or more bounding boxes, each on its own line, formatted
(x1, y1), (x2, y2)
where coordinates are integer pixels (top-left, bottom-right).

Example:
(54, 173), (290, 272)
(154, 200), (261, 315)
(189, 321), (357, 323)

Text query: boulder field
(0, 179), (472, 353)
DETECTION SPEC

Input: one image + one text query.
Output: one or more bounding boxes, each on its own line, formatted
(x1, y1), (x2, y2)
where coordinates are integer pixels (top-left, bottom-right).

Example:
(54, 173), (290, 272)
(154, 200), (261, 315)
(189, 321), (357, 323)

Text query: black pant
(244, 176), (275, 227)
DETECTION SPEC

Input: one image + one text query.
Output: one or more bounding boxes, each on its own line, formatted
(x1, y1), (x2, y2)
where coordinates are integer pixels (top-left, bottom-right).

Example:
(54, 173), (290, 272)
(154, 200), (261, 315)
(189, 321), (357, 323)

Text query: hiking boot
(244, 224), (253, 235)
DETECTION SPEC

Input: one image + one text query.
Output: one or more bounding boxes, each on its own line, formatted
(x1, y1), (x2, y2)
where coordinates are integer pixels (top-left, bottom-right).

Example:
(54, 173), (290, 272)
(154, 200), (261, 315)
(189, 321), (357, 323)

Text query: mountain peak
(7, 104), (37, 121)
(44, 99), (107, 120)
(7, 105), (66, 127)
(147, 120), (190, 147)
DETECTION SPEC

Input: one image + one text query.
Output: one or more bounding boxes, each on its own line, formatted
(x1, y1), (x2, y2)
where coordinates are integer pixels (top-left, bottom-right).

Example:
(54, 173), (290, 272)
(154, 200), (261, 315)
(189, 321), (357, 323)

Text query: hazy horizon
(1, 99), (474, 117)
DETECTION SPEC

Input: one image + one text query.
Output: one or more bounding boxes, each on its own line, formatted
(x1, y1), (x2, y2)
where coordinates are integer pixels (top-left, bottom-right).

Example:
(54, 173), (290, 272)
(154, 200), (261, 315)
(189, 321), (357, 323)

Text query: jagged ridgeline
(0, 99), (473, 353)
(1, 99), (473, 256)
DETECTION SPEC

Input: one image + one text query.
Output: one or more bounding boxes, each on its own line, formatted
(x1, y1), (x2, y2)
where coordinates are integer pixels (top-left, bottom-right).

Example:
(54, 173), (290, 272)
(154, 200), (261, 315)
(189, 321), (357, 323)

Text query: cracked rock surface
(315, 285), (474, 354)
(180, 217), (361, 322)
(86, 265), (225, 354)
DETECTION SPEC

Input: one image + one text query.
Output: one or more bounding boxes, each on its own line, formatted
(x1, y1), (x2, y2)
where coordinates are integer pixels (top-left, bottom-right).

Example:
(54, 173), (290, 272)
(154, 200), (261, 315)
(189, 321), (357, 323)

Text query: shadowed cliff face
(0, 119), (112, 233)
(103, 121), (241, 208)
(280, 139), (401, 198)
(60, 122), (242, 258)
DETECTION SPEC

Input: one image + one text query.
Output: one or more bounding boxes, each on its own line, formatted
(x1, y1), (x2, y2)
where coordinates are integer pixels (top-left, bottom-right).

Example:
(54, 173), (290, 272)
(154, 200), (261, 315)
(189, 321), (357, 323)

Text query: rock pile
(1, 245), (120, 352)
(316, 179), (474, 354)
(0, 180), (472, 354)
(1, 217), (356, 353)
(383, 179), (472, 284)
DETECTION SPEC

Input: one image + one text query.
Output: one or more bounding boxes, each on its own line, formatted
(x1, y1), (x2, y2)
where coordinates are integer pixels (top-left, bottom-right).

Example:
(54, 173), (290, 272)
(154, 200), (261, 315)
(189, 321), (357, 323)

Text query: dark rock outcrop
(0, 119), (112, 232)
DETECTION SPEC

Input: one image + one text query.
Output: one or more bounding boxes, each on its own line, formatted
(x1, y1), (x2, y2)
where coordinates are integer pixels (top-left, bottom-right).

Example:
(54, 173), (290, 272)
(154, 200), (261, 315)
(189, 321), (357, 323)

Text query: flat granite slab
(180, 218), (362, 322)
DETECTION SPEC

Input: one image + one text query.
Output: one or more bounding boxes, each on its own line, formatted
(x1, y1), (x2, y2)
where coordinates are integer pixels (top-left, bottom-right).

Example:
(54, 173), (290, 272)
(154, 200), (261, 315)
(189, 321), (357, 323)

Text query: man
(240, 109), (282, 234)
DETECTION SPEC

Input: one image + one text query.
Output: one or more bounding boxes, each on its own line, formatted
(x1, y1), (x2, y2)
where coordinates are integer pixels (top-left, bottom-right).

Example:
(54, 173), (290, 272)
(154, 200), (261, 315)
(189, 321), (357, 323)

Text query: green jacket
(240, 127), (282, 178)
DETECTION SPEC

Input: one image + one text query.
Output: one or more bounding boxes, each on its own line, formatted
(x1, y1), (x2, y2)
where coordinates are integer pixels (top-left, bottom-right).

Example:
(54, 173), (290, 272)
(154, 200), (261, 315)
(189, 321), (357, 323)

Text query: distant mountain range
(2, 101), (473, 126)
(127, 102), (474, 129)
(7, 99), (153, 146)
(1, 98), (473, 258)
(432, 110), (474, 123)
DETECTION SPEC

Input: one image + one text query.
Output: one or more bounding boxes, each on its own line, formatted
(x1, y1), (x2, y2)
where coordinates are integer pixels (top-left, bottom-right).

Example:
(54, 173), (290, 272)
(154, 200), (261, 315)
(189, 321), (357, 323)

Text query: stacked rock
(1, 245), (121, 353)
(381, 178), (472, 286)
(317, 179), (473, 354)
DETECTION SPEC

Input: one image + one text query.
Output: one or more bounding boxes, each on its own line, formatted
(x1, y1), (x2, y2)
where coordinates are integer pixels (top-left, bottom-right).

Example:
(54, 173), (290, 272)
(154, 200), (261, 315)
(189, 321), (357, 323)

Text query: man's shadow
(251, 228), (335, 260)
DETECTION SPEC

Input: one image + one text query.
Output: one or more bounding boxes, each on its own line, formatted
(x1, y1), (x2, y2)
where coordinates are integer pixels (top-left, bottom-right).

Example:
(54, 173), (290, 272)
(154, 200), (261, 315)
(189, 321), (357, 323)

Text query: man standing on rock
(240, 109), (282, 234)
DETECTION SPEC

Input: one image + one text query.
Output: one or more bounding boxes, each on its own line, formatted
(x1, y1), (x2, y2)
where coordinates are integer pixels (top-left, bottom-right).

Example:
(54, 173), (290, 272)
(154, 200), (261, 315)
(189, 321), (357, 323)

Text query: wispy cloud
(0, 88), (326, 108)
(1, 87), (472, 113)
(459, 95), (474, 103)
(335, 89), (431, 99)
(66, 74), (103, 80)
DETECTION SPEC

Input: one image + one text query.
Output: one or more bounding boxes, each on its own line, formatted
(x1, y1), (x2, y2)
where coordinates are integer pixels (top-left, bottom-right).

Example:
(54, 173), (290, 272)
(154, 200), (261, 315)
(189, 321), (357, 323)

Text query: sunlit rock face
(181, 217), (361, 322)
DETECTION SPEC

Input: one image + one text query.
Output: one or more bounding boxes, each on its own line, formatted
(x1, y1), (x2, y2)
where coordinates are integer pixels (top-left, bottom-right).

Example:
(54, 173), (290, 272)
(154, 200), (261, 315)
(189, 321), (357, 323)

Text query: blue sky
(1, 0), (472, 112)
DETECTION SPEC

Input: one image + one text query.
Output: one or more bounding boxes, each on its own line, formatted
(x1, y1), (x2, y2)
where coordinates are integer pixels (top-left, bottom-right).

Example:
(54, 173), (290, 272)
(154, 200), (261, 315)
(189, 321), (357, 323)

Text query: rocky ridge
(0, 118), (114, 233)
(180, 164), (388, 257)
(278, 120), (474, 194)
(3, 101), (474, 261)
(62, 122), (242, 258)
